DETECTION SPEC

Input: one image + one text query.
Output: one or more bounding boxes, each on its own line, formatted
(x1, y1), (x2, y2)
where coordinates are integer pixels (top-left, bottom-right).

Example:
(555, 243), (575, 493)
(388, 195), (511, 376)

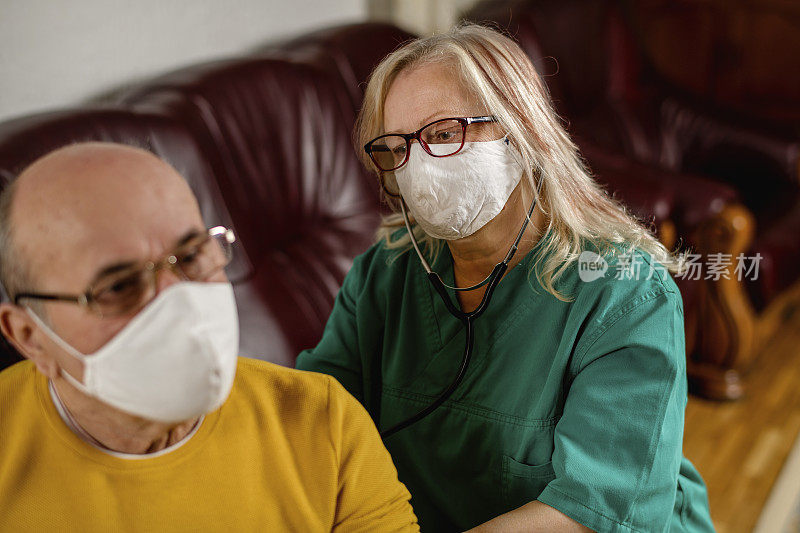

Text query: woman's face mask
(395, 137), (523, 240)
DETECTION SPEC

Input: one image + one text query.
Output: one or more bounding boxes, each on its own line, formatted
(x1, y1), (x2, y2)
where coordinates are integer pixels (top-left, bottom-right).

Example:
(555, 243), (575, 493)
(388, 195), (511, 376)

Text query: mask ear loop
(25, 307), (88, 360)
(25, 307), (93, 393)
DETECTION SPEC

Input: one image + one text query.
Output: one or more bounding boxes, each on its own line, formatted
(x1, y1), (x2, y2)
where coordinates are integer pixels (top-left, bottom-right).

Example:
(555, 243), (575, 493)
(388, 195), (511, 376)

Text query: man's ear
(0, 302), (59, 378)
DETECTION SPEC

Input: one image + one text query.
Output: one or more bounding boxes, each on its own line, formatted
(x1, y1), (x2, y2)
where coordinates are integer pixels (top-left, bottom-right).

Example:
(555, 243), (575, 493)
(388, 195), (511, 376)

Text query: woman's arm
(533, 287), (688, 531)
(472, 283), (689, 532)
(466, 501), (593, 533)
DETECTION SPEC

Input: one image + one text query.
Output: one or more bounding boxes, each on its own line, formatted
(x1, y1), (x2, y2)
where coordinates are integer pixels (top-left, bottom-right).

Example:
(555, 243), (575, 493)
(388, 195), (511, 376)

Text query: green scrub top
(296, 233), (715, 532)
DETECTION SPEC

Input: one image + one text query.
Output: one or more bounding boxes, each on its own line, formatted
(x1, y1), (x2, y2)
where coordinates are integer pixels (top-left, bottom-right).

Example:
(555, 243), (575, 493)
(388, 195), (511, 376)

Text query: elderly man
(0, 142), (418, 532)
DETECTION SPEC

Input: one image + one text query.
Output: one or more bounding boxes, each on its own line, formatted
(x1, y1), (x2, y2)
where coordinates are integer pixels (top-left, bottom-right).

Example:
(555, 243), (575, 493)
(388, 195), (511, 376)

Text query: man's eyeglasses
(14, 226), (235, 318)
(364, 115), (498, 196)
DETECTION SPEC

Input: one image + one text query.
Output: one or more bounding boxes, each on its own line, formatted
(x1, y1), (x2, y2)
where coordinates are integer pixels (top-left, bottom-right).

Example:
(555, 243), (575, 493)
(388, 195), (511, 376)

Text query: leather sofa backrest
(465, 0), (643, 118)
(120, 56), (383, 364)
(270, 22), (416, 112)
(463, 0), (668, 166)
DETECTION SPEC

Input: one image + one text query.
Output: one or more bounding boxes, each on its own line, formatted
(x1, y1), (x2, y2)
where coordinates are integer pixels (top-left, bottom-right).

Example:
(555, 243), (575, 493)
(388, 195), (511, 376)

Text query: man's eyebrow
(88, 229), (205, 284)
(89, 261), (140, 285)
(174, 228), (203, 248)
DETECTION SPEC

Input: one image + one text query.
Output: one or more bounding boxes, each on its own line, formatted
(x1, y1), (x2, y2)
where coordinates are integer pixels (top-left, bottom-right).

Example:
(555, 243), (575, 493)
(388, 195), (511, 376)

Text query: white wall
(0, 0), (367, 122)
(367, 0), (480, 35)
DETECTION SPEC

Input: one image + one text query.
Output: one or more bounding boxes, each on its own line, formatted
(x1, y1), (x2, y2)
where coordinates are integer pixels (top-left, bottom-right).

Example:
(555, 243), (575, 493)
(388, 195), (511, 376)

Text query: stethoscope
(379, 187), (539, 439)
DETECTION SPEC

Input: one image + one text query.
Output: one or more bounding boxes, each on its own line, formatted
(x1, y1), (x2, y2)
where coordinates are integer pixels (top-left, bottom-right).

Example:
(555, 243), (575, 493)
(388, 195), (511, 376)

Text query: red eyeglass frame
(364, 115), (497, 174)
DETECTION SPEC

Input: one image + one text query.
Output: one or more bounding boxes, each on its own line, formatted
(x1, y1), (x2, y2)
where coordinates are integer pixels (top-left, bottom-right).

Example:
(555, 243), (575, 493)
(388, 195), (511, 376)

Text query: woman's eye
(430, 128), (460, 143)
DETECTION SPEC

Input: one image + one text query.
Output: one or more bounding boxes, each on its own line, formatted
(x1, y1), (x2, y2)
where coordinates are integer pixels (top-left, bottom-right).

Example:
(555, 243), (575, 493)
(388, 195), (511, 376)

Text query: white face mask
(27, 282), (240, 424)
(395, 137), (523, 240)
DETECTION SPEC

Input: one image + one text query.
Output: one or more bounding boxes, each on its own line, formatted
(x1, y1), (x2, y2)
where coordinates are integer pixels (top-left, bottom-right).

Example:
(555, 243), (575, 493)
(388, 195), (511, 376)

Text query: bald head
(0, 142), (203, 299)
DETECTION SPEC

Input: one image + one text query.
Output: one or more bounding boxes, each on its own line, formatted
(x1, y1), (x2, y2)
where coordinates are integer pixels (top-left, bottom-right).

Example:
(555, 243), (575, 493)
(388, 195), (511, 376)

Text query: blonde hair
(355, 23), (683, 300)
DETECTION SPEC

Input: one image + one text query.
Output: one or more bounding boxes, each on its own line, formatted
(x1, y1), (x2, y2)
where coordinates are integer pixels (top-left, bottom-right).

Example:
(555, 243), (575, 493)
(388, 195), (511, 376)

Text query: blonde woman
(297, 25), (714, 532)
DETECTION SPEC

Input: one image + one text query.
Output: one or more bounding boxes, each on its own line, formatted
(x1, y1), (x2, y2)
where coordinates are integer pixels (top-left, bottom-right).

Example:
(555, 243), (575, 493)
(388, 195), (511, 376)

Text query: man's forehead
(11, 143), (204, 288)
(16, 143), (189, 200)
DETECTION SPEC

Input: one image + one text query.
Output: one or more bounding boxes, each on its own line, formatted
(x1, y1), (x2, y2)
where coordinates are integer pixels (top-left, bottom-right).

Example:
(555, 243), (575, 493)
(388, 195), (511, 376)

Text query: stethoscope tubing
(379, 190), (538, 439)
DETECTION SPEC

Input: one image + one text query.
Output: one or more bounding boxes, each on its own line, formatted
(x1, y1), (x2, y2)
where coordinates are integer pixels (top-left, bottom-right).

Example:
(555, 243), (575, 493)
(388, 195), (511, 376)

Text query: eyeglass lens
(370, 119), (465, 173)
(89, 233), (233, 316)
(372, 118), (499, 196)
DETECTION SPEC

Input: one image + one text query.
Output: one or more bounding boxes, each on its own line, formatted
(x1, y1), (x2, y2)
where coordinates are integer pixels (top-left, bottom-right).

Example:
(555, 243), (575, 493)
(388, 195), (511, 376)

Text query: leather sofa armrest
(685, 203), (757, 400)
(578, 139), (757, 401)
(577, 137), (740, 241)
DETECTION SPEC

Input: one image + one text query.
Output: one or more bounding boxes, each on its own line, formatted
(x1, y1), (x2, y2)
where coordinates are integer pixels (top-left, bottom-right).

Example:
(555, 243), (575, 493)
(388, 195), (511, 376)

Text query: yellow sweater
(0, 358), (419, 532)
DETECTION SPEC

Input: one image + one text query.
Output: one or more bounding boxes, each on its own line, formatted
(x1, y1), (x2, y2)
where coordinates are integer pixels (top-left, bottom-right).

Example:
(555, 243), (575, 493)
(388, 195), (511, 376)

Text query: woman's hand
(464, 500), (594, 533)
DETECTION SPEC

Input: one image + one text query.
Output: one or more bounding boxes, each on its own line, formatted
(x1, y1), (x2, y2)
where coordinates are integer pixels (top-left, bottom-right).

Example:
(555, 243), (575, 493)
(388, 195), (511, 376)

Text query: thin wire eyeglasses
(14, 226), (235, 318)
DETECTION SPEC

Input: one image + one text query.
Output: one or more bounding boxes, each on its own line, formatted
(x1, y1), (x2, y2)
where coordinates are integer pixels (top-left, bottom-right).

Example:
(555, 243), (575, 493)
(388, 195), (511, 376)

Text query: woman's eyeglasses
(364, 116), (498, 196)
(14, 226), (235, 318)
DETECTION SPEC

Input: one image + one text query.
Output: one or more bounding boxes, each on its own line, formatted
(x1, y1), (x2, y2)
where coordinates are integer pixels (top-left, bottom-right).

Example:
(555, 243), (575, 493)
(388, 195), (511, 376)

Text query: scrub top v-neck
(297, 235), (715, 532)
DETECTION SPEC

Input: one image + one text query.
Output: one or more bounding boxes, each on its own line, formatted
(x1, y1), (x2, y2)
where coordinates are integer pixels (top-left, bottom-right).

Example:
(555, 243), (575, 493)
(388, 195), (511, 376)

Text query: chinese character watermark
(577, 251), (763, 282)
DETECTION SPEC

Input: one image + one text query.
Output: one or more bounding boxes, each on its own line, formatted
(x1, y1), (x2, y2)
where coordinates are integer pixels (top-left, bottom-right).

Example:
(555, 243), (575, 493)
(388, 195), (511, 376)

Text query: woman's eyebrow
(385, 110), (452, 135)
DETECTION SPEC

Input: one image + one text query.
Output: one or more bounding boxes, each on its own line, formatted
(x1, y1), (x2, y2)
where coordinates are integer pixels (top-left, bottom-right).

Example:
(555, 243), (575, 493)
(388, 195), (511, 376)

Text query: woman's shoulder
(553, 241), (683, 324)
(348, 232), (418, 285)
(555, 244), (686, 375)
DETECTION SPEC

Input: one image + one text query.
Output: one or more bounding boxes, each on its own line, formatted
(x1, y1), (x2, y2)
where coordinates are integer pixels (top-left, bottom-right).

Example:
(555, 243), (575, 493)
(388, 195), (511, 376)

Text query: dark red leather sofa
(0, 22), (755, 399)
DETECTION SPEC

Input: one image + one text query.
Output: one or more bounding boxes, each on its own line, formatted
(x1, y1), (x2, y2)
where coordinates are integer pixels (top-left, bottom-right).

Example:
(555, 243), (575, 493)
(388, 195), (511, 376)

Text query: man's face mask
(27, 282), (239, 423)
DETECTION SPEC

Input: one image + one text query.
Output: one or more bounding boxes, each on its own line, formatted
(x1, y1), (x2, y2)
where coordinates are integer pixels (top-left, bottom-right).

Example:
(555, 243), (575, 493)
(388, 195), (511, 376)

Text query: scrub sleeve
(297, 238), (715, 532)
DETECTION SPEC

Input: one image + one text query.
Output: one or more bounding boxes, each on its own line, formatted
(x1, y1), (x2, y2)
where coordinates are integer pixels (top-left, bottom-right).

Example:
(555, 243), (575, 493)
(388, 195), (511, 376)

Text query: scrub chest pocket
(379, 383), (562, 530)
(502, 456), (557, 510)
